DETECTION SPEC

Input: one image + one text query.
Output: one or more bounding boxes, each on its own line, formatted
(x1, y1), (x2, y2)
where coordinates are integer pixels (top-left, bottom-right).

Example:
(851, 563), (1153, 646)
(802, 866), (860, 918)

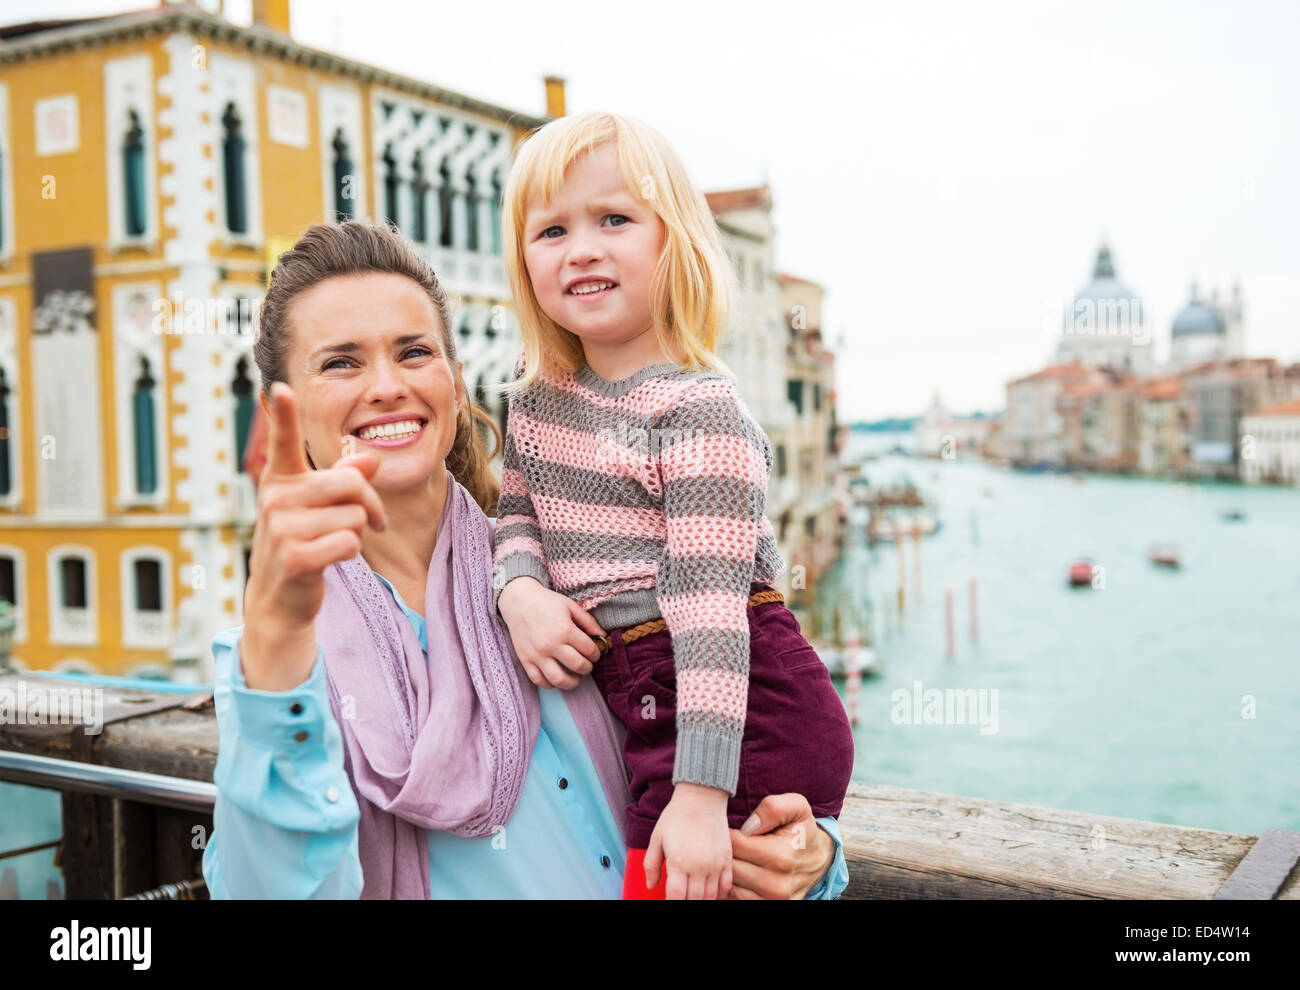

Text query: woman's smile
(350, 415), (430, 448)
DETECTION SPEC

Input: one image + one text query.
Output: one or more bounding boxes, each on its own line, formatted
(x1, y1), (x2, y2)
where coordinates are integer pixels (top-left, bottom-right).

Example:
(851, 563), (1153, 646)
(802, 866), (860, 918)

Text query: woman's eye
(403, 346), (433, 359)
(322, 357), (351, 371)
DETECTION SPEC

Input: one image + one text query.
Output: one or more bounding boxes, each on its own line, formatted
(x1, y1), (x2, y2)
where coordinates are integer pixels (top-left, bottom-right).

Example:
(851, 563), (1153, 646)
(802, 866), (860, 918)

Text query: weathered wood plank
(4, 674), (1295, 899)
(839, 782), (1297, 899)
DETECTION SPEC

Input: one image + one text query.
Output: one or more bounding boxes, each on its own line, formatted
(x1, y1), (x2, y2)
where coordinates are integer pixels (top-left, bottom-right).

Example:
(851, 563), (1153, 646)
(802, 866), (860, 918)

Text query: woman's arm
(202, 626), (364, 899)
(726, 793), (848, 900)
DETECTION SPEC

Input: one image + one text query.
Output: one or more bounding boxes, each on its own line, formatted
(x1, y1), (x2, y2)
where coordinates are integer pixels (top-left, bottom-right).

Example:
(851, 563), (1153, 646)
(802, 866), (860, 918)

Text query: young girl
(492, 111), (855, 900)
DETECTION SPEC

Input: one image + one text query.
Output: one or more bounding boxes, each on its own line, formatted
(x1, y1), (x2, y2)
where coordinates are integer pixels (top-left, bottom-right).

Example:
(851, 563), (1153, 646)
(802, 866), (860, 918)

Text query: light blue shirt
(202, 572), (848, 899)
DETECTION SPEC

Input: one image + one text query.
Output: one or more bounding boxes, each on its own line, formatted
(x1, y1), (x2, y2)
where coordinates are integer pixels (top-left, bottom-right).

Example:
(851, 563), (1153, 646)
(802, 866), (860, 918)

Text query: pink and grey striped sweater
(492, 358), (785, 795)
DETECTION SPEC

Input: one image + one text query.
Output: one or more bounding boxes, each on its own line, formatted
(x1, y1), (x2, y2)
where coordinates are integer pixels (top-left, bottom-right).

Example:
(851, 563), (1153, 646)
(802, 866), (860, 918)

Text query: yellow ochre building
(0, 0), (561, 679)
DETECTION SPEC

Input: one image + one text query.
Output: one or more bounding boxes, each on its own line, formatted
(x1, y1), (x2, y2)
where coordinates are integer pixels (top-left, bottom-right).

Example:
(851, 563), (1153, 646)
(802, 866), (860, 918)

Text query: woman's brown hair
(253, 220), (502, 513)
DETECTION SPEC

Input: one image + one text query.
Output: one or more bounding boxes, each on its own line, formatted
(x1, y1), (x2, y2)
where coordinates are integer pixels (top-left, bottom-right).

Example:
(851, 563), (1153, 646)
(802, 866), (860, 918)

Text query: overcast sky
(14, 0), (1300, 419)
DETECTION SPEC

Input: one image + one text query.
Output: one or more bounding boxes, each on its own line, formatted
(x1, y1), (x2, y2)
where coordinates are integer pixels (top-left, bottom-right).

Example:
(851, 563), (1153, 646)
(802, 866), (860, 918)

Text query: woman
(201, 220), (848, 899)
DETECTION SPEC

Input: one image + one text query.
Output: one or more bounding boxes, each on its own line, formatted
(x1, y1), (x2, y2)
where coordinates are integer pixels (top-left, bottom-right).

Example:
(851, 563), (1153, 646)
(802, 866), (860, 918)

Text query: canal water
(832, 431), (1300, 836)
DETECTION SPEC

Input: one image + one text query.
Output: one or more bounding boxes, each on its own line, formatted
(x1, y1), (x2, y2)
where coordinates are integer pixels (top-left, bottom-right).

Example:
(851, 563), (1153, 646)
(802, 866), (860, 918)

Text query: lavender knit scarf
(314, 472), (630, 899)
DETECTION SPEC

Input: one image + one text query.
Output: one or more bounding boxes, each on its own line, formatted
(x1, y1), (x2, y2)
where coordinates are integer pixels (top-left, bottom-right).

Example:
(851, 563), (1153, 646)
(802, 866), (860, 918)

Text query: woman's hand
(498, 577), (605, 690)
(643, 782), (733, 899)
(727, 793), (837, 899)
(242, 382), (388, 692)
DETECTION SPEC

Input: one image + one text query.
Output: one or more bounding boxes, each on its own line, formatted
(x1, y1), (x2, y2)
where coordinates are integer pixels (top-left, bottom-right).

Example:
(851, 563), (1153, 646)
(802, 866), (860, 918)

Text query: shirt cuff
(804, 815), (849, 900)
(229, 637), (333, 754)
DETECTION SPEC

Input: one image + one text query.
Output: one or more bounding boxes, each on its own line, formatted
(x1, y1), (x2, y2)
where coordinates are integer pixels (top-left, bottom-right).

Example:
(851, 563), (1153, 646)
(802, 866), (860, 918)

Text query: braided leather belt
(590, 588), (785, 657)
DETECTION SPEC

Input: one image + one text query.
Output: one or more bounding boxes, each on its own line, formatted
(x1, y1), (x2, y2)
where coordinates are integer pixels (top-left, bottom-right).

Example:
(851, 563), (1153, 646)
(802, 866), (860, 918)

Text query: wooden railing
(2, 672), (1295, 899)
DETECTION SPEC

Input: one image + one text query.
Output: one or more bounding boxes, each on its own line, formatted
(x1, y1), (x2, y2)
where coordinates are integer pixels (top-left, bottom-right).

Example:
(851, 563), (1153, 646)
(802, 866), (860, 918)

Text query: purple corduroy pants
(590, 583), (856, 849)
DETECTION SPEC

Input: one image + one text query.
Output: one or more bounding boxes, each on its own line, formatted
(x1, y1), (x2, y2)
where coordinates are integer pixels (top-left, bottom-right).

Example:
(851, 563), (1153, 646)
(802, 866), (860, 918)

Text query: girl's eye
(605, 214), (630, 227)
(541, 225), (564, 239)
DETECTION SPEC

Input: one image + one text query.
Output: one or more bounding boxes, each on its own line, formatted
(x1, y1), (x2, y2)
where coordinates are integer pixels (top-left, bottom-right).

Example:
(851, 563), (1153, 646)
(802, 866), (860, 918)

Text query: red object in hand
(622, 848), (666, 900)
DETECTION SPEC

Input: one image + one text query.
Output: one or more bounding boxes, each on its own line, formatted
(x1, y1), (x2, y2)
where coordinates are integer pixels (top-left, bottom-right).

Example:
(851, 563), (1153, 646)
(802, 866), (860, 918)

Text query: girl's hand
(498, 577), (605, 690)
(643, 782), (733, 899)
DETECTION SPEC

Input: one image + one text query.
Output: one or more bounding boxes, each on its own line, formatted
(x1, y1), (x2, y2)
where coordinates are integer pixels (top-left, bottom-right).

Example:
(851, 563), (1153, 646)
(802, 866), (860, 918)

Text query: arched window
(0, 367), (10, 498)
(123, 109), (147, 237)
(466, 169), (480, 252)
(221, 102), (248, 234)
(132, 355), (157, 495)
(0, 555), (15, 606)
(382, 143), (399, 229)
(410, 149), (428, 243)
(438, 158), (454, 248)
(232, 356), (254, 471)
(332, 128), (354, 222)
(134, 558), (161, 613)
(490, 175), (503, 255)
(121, 547), (169, 648)
(60, 557), (87, 609)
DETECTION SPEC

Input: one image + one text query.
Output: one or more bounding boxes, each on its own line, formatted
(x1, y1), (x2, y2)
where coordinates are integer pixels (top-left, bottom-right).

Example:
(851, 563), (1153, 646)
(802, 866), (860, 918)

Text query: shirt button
(325, 786), (340, 803)
(600, 855), (611, 869)
(293, 730), (309, 743)
(557, 777), (568, 790)
(289, 702), (304, 715)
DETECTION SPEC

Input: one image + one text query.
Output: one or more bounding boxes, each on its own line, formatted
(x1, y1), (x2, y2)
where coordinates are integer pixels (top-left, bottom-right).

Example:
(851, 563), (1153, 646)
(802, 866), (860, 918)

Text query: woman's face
(522, 143), (666, 350)
(281, 271), (462, 492)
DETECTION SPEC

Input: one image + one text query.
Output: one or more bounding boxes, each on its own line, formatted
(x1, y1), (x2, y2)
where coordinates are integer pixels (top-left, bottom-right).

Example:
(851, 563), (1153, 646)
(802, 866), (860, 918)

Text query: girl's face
(522, 144), (667, 352)
(279, 271), (462, 492)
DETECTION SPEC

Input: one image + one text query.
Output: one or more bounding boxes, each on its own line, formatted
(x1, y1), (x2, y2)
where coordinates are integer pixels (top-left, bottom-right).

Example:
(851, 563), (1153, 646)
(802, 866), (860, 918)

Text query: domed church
(1169, 282), (1244, 370)
(1056, 243), (1154, 374)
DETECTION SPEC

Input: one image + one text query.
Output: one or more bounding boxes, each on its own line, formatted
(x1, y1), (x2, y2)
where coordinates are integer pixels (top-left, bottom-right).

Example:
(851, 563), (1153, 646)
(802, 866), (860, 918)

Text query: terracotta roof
(1245, 397), (1300, 418)
(1141, 376), (1181, 400)
(1007, 362), (1091, 387)
(1061, 381), (1107, 399)
(778, 272), (822, 288)
(704, 186), (771, 214)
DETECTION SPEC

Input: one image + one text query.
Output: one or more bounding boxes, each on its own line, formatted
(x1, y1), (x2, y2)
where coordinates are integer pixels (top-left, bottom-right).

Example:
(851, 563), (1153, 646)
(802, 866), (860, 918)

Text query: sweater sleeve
(655, 376), (773, 795)
(492, 358), (554, 617)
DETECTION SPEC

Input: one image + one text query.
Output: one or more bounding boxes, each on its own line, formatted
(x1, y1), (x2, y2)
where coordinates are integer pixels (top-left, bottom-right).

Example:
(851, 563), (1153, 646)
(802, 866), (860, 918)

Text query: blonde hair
(501, 111), (734, 394)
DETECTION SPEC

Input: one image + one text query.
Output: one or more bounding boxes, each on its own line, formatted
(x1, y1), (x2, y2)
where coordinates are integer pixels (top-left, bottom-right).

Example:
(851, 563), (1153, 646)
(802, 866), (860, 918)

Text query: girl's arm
(202, 626), (364, 899)
(655, 376), (775, 795)
(492, 390), (555, 618)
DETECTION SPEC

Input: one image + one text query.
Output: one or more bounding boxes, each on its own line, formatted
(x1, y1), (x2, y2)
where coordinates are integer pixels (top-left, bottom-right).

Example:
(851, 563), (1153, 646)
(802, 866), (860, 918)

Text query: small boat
(1220, 509), (1247, 522)
(1149, 545), (1180, 569)
(1068, 560), (1094, 588)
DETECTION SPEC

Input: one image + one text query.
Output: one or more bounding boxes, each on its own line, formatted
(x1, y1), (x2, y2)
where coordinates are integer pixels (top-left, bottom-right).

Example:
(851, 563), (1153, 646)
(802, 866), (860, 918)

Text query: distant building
(1057, 370), (1139, 473)
(777, 272), (841, 603)
(1169, 282), (1244, 371)
(915, 392), (991, 459)
(1055, 244), (1153, 375)
(1240, 397), (1300, 486)
(1136, 376), (1186, 477)
(705, 186), (800, 584)
(1003, 363), (1095, 467)
(1180, 359), (1300, 480)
